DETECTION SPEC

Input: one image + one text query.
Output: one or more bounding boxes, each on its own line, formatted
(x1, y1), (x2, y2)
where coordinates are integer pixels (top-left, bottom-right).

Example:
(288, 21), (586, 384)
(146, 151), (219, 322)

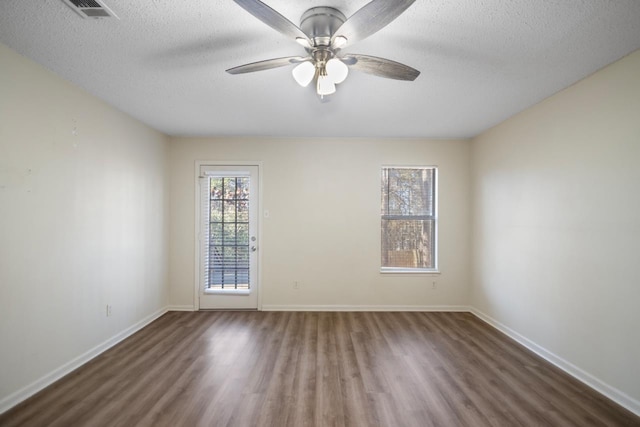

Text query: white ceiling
(1, 0), (639, 139)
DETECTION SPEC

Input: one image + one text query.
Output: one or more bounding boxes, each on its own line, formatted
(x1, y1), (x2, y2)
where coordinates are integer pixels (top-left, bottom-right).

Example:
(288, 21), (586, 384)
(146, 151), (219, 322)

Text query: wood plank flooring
(1, 311), (638, 426)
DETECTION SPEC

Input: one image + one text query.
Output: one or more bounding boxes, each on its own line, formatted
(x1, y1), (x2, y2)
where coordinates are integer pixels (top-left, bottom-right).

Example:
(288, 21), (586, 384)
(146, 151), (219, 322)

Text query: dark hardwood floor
(1, 311), (638, 426)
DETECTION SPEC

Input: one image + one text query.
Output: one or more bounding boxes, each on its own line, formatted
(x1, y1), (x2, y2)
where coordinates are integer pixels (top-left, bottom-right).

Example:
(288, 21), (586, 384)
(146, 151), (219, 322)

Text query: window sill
(204, 289), (250, 295)
(380, 268), (440, 275)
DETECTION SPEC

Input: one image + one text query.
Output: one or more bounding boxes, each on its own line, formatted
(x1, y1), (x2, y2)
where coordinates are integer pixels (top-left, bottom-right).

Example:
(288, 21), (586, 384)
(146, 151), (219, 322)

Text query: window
(381, 167), (437, 272)
(206, 175), (251, 290)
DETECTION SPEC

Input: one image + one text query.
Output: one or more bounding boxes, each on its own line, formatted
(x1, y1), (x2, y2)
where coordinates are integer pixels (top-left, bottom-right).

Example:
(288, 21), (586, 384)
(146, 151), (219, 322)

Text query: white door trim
(194, 160), (263, 311)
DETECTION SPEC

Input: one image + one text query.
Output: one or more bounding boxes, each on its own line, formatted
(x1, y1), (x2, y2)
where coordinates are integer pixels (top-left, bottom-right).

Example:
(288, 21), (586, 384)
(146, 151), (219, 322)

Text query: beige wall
(471, 49), (640, 409)
(168, 137), (471, 309)
(0, 43), (169, 408)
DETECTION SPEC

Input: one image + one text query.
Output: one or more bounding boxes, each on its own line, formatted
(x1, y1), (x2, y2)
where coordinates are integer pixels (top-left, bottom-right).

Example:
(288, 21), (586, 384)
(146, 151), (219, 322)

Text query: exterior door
(198, 164), (259, 309)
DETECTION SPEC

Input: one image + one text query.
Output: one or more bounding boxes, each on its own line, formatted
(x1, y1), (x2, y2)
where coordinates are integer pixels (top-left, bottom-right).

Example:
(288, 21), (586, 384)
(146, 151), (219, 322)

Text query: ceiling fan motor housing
(300, 7), (346, 47)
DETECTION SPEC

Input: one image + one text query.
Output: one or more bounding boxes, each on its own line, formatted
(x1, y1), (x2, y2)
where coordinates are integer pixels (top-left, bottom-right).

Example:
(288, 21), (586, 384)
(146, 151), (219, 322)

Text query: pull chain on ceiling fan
(226, 0), (420, 98)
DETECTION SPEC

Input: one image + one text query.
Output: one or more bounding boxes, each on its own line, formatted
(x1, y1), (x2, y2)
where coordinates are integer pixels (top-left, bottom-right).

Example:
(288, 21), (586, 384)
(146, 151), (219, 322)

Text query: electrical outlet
(431, 281), (437, 290)
(106, 304), (113, 317)
(293, 281), (299, 290)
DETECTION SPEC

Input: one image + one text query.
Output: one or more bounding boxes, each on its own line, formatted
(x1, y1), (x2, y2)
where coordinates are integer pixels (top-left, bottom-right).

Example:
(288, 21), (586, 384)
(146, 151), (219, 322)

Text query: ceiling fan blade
(343, 54), (420, 81)
(226, 56), (309, 74)
(233, 0), (311, 44)
(331, 0), (416, 47)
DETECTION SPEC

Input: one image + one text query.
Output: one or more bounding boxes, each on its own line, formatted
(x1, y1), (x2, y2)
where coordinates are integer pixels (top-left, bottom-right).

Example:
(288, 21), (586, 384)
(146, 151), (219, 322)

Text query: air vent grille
(82, 9), (111, 18)
(61, 0), (119, 20)
(69, 0), (101, 7)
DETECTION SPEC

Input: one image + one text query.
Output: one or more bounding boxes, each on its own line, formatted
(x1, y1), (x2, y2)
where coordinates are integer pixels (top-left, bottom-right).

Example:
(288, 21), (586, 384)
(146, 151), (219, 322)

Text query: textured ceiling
(1, 0), (639, 138)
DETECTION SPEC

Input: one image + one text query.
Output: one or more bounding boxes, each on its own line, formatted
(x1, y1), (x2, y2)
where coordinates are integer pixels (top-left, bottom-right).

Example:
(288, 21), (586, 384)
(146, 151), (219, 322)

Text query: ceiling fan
(226, 0), (420, 98)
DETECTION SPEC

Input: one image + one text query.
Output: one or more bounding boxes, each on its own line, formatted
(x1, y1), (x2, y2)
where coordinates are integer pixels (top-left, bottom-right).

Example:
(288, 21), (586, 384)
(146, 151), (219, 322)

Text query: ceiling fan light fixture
(326, 58), (349, 84)
(317, 74), (336, 96)
(292, 61), (316, 87)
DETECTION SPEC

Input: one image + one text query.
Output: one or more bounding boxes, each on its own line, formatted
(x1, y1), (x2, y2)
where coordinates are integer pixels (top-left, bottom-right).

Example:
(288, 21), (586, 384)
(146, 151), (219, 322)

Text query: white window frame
(380, 165), (439, 274)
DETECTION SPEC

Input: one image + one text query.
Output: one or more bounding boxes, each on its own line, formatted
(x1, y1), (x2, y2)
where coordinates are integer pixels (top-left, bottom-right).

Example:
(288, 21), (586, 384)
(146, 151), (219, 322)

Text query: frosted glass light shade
(332, 36), (348, 49)
(292, 61), (315, 87)
(326, 58), (349, 84)
(295, 37), (311, 48)
(317, 75), (336, 95)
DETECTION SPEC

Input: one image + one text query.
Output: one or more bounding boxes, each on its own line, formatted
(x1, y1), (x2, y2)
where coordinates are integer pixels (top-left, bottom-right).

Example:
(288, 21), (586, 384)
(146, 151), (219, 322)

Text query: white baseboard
(469, 307), (640, 417)
(261, 304), (470, 312)
(0, 307), (168, 415)
(167, 305), (195, 311)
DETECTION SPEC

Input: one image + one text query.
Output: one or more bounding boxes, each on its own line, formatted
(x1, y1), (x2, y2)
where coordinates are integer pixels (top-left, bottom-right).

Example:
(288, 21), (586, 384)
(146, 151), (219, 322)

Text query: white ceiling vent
(62, 0), (119, 20)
